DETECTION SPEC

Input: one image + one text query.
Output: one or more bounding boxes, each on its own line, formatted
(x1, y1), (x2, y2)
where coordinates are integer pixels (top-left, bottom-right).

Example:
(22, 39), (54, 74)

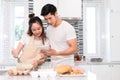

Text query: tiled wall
(64, 19), (83, 55)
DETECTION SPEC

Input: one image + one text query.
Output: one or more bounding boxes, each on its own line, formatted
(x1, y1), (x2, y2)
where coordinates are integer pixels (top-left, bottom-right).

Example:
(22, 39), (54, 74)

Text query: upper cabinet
(34, 0), (81, 19)
(109, 0), (120, 61)
(57, 0), (81, 18)
(109, 0), (120, 12)
(34, 0), (57, 19)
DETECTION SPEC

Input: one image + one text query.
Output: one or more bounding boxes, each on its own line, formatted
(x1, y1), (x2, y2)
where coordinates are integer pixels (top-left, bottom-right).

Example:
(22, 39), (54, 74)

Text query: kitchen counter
(0, 74), (33, 80)
(0, 62), (95, 80)
(0, 61), (120, 71)
(0, 61), (120, 72)
(74, 61), (120, 65)
(0, 61), (120, 80)
(0, 70), (95, 80)
(1, 61), (120, 67)
(40, 61), (120, 68)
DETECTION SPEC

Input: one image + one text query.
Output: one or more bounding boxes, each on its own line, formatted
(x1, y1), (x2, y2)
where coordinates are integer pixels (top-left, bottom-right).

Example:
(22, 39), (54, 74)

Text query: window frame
(11, 2), (29, 56)
(83, 2), (102, 58)
(0, 1), (29, 65)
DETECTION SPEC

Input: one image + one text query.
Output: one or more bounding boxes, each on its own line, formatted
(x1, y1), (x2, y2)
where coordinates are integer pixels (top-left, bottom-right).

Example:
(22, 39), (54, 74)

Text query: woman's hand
(32, 57), (46, 69)
(32, 60), (39, 70)
(11, 48), (18, 58)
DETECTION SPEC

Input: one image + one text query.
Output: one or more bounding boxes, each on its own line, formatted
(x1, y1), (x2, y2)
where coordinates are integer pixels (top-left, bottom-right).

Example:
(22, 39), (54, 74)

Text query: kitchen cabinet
(33, 0), (57, 19)
(78, 65), (91, 71)
(57, 0), (81, 18)
(111, 65), (120, 80)
(91, 65), (111, 80)
(109, 0), (120, 12)
(110, 13), (120, 61)
(91, 64), (120, 80)
(109, 0), (120, 61)
(34, 0), (81, 19)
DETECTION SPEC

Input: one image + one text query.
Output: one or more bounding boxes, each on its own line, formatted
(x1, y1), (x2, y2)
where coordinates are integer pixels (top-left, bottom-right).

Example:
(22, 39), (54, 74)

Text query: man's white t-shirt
(46, 20), (77, 67)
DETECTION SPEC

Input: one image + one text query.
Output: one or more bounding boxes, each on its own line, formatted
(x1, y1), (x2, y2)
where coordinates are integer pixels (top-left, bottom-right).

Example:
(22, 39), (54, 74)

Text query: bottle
(82, 56), (86, 61)
(76, 54), (81, 61)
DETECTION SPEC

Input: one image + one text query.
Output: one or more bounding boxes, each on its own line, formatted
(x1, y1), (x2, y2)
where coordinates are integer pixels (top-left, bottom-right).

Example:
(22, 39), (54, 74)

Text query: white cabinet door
(110, 11), (120, 61)
(110, 0), (120, 12)
(78, 64), (120, 80)
(78, 65), (91, 71)
(111, 65), (120, 80)
(34, 0), (57, 19)
(58, 0), (81, 18)
(109, 0), (120, 62)
(34, 0), (81, 18)
(91, 65), (111, 80)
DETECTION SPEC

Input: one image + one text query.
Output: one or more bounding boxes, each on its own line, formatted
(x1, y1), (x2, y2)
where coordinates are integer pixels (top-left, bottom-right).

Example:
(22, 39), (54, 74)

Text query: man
(40, 4), (78, 67)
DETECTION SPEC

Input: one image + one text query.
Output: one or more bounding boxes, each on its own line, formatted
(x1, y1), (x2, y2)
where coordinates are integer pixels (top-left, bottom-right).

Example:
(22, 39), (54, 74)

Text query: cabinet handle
(112, 36), (114, 38)
(109, 65), (113, 67)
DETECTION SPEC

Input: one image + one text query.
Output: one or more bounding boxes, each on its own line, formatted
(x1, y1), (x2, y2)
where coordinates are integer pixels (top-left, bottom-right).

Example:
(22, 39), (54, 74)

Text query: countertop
(0, 70), (95, 80)
(1, 61), (120, 66)
(1, 61), (119, 80)
(74, 61), (120, 65)
(1, 61), (120, 71)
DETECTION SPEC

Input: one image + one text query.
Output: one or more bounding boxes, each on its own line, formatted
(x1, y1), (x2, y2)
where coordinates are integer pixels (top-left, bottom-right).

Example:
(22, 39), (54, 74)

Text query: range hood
(61, 17), (81, 21)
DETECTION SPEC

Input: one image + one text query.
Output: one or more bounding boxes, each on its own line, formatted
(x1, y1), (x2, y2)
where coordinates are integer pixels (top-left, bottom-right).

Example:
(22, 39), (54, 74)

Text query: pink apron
(18, 36), (43, 64)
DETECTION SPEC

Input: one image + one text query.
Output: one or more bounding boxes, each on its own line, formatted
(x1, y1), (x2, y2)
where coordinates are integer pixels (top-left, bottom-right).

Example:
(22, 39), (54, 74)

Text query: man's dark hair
(41, 4), (57, 16)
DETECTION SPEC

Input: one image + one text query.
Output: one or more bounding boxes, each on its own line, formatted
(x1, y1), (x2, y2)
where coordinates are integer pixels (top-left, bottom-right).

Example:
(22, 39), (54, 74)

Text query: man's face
(44, 13), (57, 27)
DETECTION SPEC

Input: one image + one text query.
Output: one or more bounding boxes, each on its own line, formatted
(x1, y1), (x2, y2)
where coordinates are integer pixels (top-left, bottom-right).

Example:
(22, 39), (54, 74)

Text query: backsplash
(63, 19), (83, 55)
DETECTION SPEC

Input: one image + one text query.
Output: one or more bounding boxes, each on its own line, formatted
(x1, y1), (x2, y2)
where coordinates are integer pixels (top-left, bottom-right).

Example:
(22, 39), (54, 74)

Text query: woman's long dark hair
(27, 13), (47, 45)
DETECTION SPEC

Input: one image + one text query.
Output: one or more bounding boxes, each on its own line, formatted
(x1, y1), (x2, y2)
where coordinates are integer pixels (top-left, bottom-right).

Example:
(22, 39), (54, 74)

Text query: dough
(16, 63), (33, 71)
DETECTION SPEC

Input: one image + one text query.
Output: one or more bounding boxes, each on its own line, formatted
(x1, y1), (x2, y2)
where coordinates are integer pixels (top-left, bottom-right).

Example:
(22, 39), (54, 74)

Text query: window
(83, 2), (104, 58)
(86, 7), (96, 55)
(14, 6), (25, 47)
(0, 1), (28, 65)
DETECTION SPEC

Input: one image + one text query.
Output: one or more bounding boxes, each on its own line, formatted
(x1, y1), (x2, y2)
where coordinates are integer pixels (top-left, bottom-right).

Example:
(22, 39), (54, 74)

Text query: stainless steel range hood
(61, 17), (81, 21)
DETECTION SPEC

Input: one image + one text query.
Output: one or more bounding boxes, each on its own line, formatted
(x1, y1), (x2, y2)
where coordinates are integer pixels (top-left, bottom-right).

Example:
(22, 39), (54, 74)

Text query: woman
(12, 13), (49, 69)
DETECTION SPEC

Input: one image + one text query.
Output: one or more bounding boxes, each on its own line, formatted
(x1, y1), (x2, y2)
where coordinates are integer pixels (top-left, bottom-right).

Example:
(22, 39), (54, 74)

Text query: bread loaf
(55, 65), (72, 74)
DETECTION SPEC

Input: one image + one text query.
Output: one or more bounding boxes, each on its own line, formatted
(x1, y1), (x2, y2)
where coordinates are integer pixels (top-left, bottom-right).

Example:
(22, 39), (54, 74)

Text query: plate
(58, 73), (86, 77)
(57, 73), (87, 80)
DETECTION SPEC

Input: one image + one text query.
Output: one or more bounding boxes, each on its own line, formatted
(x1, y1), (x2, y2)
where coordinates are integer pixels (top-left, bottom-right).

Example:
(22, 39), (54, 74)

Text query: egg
(17, 70), (23, 75)
(7, 69), (13, 75)
(12, 69), (18, 75)
(23, 71), (29, 75)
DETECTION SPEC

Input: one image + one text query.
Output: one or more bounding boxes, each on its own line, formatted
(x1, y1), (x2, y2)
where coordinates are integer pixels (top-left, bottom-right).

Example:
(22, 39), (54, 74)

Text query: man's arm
(41, 38), (78, 56)
(57, 38), (78, 55)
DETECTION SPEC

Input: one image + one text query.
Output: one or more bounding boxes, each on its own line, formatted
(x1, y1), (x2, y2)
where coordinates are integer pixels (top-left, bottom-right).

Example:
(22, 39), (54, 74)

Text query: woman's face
(31, 22), (42, 38)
